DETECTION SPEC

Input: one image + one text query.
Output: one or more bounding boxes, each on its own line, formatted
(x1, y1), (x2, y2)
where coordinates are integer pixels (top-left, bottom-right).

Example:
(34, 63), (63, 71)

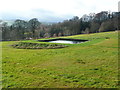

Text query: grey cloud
(0, 9), (73, 22)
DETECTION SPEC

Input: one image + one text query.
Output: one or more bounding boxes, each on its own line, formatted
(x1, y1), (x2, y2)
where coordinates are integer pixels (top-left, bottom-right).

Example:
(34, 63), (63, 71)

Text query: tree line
(0, 11), (120, 41)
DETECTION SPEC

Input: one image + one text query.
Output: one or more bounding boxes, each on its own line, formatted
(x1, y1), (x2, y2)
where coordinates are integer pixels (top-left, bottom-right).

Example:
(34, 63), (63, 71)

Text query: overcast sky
(0, 0), (119, 22)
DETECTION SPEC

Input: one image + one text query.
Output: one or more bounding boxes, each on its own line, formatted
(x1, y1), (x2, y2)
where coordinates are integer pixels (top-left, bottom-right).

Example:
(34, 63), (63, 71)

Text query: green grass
(2, 31), (119, 88)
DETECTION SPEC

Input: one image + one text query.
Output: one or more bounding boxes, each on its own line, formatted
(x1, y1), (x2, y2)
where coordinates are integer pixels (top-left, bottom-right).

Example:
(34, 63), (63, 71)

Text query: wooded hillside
(0, 11), (120, 41)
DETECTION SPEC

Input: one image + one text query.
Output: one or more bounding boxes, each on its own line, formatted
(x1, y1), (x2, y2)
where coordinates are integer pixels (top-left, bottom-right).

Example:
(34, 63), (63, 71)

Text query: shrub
(12, 42), (68, 49)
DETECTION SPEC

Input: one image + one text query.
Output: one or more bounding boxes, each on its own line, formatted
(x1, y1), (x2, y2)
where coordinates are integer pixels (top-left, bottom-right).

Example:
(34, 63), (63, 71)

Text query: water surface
(38, 38), (88, 44)
(48, 40), (84, 44)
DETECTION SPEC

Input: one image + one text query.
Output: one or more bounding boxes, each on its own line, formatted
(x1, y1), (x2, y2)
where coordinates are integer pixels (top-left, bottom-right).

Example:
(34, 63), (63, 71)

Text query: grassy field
(2, 31), (119, 88)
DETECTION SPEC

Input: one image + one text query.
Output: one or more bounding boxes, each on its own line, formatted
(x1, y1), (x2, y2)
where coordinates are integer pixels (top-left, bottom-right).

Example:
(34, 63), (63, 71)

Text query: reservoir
(38, 38), (88, 44)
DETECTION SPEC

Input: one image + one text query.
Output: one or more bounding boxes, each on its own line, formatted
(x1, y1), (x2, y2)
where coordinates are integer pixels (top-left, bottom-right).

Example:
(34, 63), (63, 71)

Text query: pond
(38, 38), (88, 44)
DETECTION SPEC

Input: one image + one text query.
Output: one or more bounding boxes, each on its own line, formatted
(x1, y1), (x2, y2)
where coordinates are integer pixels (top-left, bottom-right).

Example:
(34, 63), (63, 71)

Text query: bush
(12, 42), (68, 49)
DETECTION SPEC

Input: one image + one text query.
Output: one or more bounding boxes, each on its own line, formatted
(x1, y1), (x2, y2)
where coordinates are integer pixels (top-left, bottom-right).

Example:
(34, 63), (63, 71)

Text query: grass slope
(2, 31), (119, 88)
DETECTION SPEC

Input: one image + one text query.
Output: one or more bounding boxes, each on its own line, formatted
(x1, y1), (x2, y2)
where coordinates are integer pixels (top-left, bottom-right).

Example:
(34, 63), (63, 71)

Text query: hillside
(2, 31), (119, 88)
